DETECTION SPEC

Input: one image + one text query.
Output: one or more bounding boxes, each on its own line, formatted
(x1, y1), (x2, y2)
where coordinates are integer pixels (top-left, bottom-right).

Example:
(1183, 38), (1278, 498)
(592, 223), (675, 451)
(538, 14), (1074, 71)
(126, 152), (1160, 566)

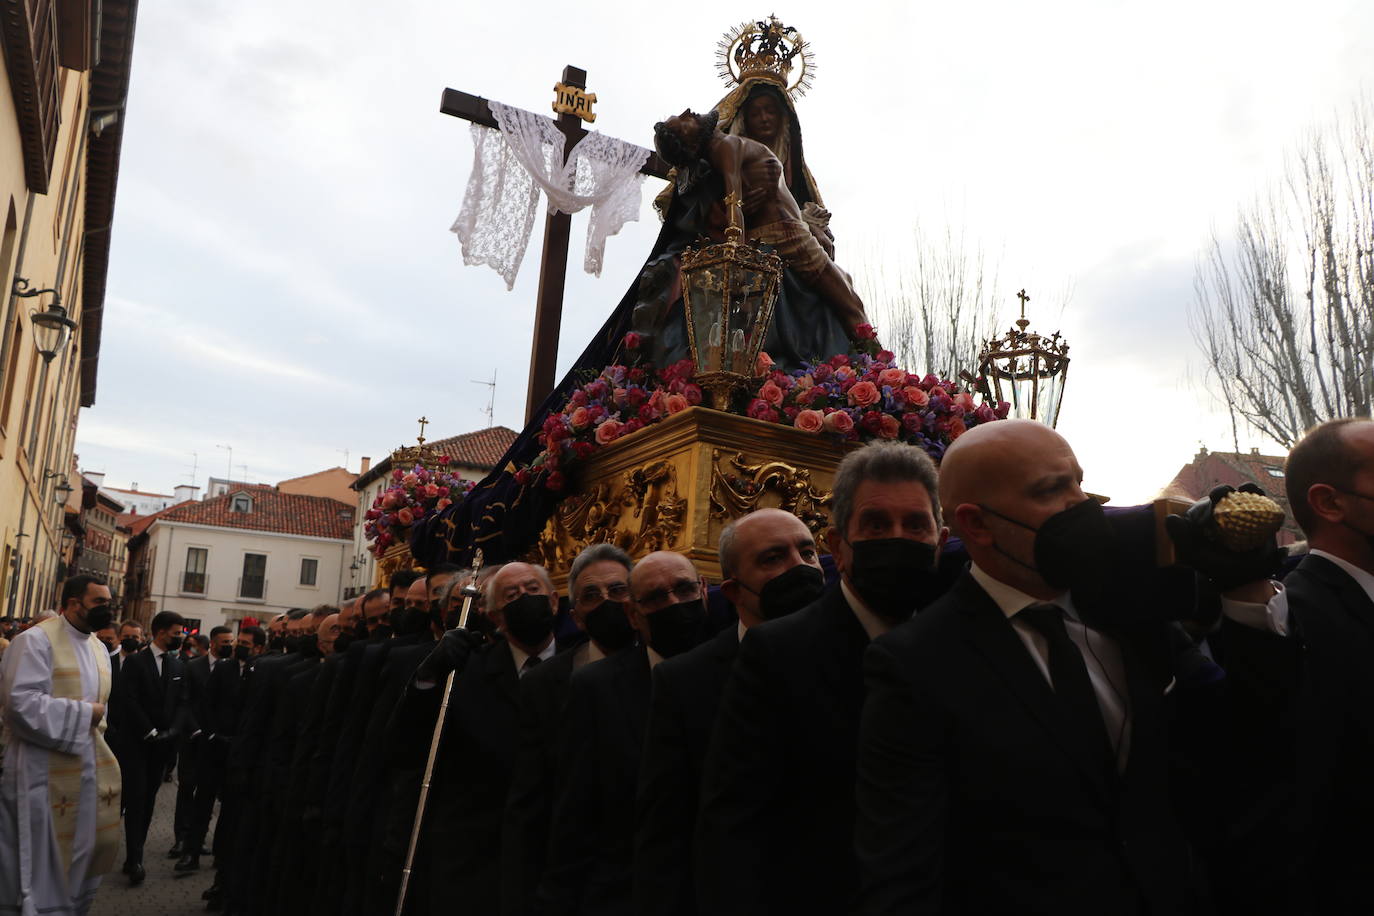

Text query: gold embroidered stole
(36, 616), (122, 879)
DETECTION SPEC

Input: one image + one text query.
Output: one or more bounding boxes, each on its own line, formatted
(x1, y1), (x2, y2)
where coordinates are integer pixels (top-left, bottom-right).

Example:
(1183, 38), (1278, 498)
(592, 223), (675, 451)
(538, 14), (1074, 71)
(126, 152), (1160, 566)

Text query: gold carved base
(527, 406), (853, 589)
(375, 542), (416, 589)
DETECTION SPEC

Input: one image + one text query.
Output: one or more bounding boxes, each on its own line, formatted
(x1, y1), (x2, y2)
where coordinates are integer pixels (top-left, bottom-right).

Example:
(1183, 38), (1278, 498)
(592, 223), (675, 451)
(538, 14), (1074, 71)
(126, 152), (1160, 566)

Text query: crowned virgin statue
(416, 17), (866, 567)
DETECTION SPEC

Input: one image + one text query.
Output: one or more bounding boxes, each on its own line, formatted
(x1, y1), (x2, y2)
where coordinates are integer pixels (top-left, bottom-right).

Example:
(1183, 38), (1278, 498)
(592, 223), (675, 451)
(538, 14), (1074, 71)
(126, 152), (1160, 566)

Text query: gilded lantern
(976, 290), (1071, 428)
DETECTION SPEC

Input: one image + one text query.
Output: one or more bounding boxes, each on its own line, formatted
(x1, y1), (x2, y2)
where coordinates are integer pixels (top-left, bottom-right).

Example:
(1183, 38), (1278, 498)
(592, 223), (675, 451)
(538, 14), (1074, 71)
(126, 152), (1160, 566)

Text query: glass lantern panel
(686, 267), (727, 374)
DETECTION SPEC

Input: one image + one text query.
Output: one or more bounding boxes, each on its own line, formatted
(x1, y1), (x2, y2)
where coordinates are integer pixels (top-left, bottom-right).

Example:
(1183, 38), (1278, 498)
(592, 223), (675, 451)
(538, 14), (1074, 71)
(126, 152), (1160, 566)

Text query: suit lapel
(486, 639), (519, 705)
(1297, 554), (1374, 638)
(811, 588), (870, 716)
(956, 574), (1112, 803)
(615, 645), (652, 745)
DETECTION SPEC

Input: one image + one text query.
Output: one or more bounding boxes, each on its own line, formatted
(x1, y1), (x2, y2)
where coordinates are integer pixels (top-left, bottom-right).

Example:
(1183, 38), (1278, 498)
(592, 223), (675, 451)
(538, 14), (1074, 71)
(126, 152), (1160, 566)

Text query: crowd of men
(2, 415), (1373, 915)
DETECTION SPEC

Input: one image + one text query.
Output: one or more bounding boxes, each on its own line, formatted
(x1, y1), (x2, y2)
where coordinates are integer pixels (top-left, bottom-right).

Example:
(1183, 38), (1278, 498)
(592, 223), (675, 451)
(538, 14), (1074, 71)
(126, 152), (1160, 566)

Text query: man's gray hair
(831, 441), (941, 535)
(568, 544), (633, 595)
(718, 519), (743, 579)
(485, 562), (555, 609)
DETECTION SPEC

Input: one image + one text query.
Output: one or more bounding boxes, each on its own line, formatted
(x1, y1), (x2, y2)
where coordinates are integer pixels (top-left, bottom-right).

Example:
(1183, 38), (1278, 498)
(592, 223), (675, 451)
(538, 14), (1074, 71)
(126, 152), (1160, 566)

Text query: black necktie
(521, 655), (542, 674)
(1018, 603), (1114, 770)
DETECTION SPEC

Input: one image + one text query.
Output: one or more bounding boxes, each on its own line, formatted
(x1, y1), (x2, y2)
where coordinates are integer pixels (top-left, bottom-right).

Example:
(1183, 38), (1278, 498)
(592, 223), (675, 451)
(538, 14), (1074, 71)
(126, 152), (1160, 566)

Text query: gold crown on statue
(1212, 490), (1287, 552)
(390, 417), (440, 470)
(716, 16), (815, 96)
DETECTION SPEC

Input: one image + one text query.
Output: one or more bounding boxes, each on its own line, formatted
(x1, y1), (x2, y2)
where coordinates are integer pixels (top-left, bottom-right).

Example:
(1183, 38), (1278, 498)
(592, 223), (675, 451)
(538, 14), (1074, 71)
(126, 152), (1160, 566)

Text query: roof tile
(158, 489), (354, 540)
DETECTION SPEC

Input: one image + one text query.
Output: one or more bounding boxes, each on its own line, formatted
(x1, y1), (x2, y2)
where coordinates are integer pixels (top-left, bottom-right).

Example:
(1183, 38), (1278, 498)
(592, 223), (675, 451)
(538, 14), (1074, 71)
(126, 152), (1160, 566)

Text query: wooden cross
(416, 416), (429, 445)
(441, 66), (672, 423)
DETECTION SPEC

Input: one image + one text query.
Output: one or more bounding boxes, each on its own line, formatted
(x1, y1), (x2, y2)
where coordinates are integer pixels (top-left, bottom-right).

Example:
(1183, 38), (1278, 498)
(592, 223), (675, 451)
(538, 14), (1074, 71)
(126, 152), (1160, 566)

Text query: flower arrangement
(364, 458), (476, 555)
(519, 328), (1008, 493)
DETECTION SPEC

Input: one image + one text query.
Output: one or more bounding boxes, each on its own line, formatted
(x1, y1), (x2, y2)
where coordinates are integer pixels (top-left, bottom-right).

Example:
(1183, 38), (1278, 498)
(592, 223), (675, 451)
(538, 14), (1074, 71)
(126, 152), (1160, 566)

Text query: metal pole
(395, 549), (484, 916)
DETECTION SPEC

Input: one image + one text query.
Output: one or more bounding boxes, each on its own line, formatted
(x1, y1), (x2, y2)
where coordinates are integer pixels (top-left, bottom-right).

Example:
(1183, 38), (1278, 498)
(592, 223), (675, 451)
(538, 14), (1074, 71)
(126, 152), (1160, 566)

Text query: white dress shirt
(1222, 548), (1374, 636)
(969, 563), (1133, 772)
(150, 644), (167, 677)
(510, 637), (557, 678)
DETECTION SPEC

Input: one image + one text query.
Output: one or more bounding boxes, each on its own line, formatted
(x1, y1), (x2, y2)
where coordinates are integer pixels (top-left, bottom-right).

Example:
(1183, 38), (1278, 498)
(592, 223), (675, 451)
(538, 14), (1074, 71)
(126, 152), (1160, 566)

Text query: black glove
(1166, 483), (1288, 590)
(148, 729), (178, 745)
(413, 627), (484, 686)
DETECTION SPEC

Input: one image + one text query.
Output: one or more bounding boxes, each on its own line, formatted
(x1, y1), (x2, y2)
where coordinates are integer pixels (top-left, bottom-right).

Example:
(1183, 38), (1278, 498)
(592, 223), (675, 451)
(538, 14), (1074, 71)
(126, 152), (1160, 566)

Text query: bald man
(636, 509), (824, 916)
(536, 551), (710, 916)
(697, 441), (947, 916)
(854, 419), (1190, 915)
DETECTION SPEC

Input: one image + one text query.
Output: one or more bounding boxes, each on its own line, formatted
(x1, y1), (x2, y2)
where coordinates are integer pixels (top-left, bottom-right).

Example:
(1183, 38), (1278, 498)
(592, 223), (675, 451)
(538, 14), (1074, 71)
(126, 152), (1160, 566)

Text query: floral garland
(363, 459), (476, 555)
(518, 325), (1008, 493)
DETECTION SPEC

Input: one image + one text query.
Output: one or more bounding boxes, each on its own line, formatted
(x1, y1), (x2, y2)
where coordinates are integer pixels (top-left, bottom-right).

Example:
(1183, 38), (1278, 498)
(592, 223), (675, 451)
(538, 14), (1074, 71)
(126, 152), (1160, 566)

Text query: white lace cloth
(451, 100), (650, 290)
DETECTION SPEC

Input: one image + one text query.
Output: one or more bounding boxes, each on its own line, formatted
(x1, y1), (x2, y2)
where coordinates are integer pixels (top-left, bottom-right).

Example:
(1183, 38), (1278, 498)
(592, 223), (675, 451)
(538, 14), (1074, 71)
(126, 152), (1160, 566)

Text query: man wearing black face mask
(170, 625), (234, 861)
(855, 419), (1191, 915)
(118, 610), (192, 885)
(1170, 418), (1374, 915)
(503, 544), (636, 916)
(637, 509), (822, 916)
(384, 562), (558, 915)
(697, 441), (946, 916)
(536, 551), (708, 916)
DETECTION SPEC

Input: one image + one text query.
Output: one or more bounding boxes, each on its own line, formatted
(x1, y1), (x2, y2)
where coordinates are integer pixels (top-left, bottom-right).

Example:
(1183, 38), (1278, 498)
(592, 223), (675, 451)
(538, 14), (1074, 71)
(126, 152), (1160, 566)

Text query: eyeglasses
(576, 583), (630, 606)
(635, 580), (701, 610)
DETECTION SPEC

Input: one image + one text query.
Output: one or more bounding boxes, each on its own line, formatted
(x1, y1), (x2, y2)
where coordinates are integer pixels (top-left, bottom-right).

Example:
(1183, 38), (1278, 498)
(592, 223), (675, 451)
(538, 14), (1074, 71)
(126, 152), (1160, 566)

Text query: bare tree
(1192, 99), (1374, 448)
(852, 222), (1009, 381)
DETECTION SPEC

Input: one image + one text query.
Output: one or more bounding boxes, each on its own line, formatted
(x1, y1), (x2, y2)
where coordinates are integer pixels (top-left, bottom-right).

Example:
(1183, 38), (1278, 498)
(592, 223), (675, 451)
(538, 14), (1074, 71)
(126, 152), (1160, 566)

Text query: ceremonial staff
(395, 549), (484, 916)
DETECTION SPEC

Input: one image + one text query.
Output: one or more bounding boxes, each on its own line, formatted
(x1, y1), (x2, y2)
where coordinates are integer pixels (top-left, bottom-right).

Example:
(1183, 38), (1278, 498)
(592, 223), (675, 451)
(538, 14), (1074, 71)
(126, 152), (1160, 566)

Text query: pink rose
(879, 415), (901, 439)
(396, 508), (414, 526)
(545, 471), (566, 492)
(975, 403), (997, 423)
(422, 483), (440, 499)
(759, 381), (784, 407)
(878, 368), (906, 388)
(682, 383), (703, 405)
(755, 351), (775, 376)
(848, 380), (881, 407)
(514, 468), (531, 486)
(402, 473), (419, 488)
(903, 386), (929, 408)
(437, 497), (453, 510)
(948, 416), (968, 438)
(746, 398), (780, 423)
(834, 365), (855, 383)
(953, 392), (975, 412)
(594, 419), (624, 445)
(437, 486), (450, 498)
(572, 441), (597, 460)
(568, 407), (590, 430)
(929, 387), (948, 401)
(794, 409), (824, 433)
(665, 393), (689, 414)
(823, 410), (855, 434)
(624, 331), (641, 350)
(794, 374), (814, 391)
(391, 468), (404, 482)
(812, 364), (833, 382)
(854, 323), (877, 340)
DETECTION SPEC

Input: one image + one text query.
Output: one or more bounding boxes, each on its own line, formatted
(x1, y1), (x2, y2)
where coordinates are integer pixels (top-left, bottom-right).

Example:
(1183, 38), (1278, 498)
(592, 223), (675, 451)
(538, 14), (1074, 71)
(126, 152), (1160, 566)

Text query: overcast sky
(75, 0), (1374, 505)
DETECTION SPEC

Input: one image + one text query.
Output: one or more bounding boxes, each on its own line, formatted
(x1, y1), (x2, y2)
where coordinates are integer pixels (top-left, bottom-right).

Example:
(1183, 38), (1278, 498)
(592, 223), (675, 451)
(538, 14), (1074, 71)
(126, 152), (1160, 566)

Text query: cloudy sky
(76, 0), (1374, 504)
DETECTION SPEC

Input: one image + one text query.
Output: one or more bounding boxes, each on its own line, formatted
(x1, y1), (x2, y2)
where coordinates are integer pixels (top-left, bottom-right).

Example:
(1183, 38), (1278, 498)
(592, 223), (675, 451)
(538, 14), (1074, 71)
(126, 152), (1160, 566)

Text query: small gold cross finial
(1016, 288), (1030, 317)
(417, 417), (429, 445)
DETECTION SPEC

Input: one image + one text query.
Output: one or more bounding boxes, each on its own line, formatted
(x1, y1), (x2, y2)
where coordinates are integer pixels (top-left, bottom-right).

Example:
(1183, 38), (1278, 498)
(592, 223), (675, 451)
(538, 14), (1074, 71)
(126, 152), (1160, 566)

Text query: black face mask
(334, 631), (355, 653)
(234, 645), (252, 662)
(394, 606), (431, 637)
(501, 594), (554, 649)
(847, 538), (939, 623)
(980, 497), (1116, 592)
(753, 563), (826, 621)
(165, 636), (184, 653)
(371, 624), (394, 641)
(583, 599), (636, 652)
(216, 645), (234, 660)
(284, 635), (306, 654)
(121, 637), (142, 655)
(85, 605), (114, 633)
(645, 598), (707, 658)
(300, 633), (320, 657)
(269, 635), (287, 652)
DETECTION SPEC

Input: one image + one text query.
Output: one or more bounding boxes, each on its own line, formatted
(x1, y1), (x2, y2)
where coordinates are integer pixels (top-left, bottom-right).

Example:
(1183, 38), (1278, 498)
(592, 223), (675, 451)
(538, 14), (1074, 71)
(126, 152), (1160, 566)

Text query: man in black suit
(503, 544), (637, 916)
(118, 610), (192, 885)
(171, 624), (233, 860)
(635, 508), (824, 916)
(855, 420), (1191, 915)
(193, 625), (265, 904)
(1173, 417), (1374, 914)
(696, 442), (947, 916)
(537, 551), (709, 916)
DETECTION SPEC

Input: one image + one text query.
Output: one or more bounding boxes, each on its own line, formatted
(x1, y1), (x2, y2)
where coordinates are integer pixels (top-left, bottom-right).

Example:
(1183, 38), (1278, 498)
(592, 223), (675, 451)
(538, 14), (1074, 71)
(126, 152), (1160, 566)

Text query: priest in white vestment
(0, 576), (121, 916)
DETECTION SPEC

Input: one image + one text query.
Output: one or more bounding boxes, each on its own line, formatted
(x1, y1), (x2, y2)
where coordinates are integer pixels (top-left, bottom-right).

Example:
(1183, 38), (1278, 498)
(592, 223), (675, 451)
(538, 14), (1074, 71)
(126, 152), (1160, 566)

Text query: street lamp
(53, 478), (74, 506)
(14, 278), (77, 364)
(976, 289), (1071, 428)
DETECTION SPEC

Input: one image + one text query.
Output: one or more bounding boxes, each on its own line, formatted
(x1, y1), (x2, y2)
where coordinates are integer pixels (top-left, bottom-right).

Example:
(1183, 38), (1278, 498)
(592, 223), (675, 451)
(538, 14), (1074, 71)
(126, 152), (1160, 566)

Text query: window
(182, 547), (208, 593)
(1264, 466), (1285, 478)
(240, 553), (266, 600)
(300, 557), (318, 587)
(231, 494), (252, 513)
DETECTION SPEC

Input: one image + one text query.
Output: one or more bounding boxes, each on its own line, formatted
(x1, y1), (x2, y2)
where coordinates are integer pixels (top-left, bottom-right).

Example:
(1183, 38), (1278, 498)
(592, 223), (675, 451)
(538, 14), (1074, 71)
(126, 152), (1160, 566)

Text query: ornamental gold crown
(716, 16), (816, 96)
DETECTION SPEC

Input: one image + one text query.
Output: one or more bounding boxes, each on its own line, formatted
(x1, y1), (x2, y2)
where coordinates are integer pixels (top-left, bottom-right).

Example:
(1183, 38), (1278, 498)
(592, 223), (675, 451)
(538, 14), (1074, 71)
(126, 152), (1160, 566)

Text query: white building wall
(146, 521), (350, 631)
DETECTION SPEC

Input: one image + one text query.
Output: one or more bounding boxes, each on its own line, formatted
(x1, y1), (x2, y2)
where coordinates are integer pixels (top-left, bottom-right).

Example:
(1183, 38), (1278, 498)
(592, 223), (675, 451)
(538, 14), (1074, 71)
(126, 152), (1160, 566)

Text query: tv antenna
(472, 370), (497, 428)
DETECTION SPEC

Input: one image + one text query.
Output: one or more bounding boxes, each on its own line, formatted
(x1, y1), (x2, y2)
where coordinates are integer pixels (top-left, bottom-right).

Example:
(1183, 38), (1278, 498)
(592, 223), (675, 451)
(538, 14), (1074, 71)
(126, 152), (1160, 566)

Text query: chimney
(360, 456), (372, 474)
(173, 484), (200, 503)
(131, 482), (138, 491)
(1250, 447), (1260, 456)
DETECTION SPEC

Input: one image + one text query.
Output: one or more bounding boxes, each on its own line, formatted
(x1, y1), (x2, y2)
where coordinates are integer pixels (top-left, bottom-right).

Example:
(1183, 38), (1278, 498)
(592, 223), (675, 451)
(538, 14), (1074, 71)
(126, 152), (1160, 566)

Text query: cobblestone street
(90, 781), (217, 916)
